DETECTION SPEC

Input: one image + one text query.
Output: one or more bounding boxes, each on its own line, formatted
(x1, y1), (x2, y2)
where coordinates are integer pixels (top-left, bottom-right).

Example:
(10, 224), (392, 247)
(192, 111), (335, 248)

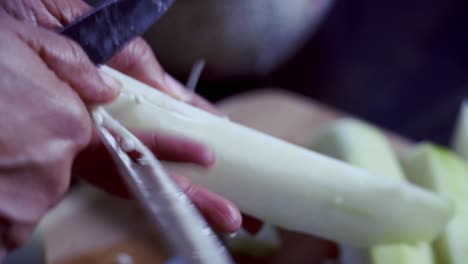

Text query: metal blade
(60, 0), (175, 64)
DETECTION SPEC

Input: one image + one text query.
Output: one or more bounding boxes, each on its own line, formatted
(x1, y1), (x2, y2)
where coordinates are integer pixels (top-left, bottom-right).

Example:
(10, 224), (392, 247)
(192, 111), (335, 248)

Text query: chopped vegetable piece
(309, 118), (434, 264)
(102, 66), (453, 247)
(452, 101), (468, 162)
(401, 144), (468, 264)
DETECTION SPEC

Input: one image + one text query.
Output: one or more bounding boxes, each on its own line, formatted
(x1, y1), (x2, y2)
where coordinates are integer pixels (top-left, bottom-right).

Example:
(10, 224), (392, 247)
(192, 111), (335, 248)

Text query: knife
(60, 0), (174, 65)
(58, 1), (234, 263)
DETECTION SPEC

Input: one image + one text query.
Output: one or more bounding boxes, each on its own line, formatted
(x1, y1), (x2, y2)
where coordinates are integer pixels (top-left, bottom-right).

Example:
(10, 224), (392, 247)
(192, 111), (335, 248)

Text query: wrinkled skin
(0, 12), (112, 257)
(0, 0), (241, 259)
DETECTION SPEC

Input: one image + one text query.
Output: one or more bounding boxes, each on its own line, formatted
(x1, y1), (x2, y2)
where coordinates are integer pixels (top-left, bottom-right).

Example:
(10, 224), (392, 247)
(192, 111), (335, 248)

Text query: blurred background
(95, 0), (468, 145)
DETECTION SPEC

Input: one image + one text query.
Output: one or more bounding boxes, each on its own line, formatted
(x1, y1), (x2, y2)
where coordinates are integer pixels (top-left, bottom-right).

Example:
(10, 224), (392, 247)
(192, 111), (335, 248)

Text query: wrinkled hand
(0, 0), (241, 258)
(0, 12), (120, 258)
(0, 0), (220, 113)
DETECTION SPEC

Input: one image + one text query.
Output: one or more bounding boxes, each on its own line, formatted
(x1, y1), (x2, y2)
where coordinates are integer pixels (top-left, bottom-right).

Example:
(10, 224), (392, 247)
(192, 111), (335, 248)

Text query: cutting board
(40, 89), (411, 264)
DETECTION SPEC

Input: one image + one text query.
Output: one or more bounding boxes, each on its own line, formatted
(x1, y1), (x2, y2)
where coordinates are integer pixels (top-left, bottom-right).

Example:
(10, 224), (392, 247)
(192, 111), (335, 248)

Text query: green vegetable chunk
(102, 66), (453, 247)
(309, 118), (434, 264)
(401, 144), (468, 264)
(452, 101), (468, 162)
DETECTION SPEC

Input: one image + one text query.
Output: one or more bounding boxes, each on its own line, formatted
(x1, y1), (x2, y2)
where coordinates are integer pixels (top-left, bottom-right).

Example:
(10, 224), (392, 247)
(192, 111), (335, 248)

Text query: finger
(1, 0), (173, 102)
(108, 41), (225, 115)
(0, 0), (65, 28)
(86, 130), (214, 166)
(9, 16), (120, 104)
(107, 37), (165, 88)
(73, 145), (240, 233)
(164, 73), (225, 115)
(74, 171), (242, 233)
(1, 0), (165, 93)
(3, 0), (224, 114)
(173, 175), (242, 234)
(187, 91), (226, 116)
(0, 0), (91, 28)
(132, 131), (215, 166)
(73, 130), (214, 195)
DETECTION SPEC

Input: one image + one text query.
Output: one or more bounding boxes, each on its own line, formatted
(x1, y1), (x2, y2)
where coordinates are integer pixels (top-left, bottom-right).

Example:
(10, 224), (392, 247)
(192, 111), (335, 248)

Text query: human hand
(0, 11), (121, 259)
(0, 0), (220, 113)
(0, 1), (241, 258)
(0, 0), (241, 233)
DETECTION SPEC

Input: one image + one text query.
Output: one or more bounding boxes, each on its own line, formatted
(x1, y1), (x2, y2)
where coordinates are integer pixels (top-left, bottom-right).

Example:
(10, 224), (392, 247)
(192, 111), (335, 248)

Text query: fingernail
(164, 73), (192, 101)
(201, 148), (216, 167)
(99, 70), (122, 98)
(224, 203), (242, 232)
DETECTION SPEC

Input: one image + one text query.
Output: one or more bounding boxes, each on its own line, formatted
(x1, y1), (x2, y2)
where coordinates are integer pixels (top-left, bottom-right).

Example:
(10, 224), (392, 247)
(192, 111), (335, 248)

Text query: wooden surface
(41, 89), (410, 264)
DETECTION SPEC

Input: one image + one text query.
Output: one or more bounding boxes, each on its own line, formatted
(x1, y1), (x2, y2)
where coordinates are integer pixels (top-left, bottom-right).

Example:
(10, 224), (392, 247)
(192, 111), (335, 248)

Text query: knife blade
(60, 0), (174, 65)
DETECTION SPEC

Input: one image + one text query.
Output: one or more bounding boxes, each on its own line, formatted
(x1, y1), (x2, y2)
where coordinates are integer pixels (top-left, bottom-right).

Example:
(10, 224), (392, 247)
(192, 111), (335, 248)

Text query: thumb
(12, 17), (121, 104)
